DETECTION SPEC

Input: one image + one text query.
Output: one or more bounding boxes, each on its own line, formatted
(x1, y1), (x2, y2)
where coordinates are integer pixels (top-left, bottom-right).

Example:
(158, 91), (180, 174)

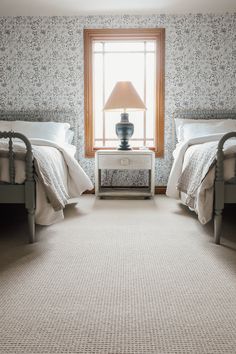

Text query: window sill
(85, 146), (164, 158)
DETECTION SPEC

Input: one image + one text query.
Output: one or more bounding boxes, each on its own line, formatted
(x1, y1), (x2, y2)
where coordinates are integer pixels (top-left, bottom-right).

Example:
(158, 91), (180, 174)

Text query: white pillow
(0, 120), (13, 132)
(65, 129), (74, 144)
(12, 121), (70, 144)
(175, 118), (236, 142)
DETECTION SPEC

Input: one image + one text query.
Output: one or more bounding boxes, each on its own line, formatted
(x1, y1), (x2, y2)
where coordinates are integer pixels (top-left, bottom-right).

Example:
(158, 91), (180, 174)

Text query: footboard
(214, 132), (236, 244)
(0, 131), (36, 243)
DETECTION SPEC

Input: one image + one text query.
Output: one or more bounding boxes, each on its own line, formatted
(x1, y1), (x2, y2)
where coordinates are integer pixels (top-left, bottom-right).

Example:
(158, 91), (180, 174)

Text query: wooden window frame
(84, 28), (165, 158)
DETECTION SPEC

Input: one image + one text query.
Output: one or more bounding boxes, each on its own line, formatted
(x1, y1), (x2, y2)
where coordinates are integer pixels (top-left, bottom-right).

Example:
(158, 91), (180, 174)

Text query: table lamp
(103, 81), (146, 150)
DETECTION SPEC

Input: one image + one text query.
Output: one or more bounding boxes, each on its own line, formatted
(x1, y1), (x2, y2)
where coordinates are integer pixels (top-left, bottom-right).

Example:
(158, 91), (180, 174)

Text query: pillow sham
(65, 129), (74, 144)
(175, 118), (236, 142)
(12, 121), (70, 144)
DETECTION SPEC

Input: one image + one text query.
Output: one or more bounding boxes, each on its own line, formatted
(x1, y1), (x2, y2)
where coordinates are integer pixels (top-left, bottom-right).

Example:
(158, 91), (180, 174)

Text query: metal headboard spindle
(0, 131), (34, 183)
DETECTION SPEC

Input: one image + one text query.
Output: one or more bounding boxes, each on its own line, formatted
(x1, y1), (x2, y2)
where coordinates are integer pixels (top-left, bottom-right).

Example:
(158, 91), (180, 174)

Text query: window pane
(130, 140), (145, 148)
(93, 42), (103, 51)
(105, 140), (119, 148)
(145, 53), (156, 141)
(105, 112), (120, 140)
(104, 53), (144, 102)
(129, 111), (144, 139)
(93, 53), (104, 141)
(146, 41), (156, 51)
(94, 140), (104, 147)
(146, 140), (155, 147)
(104, 41), (144, 52)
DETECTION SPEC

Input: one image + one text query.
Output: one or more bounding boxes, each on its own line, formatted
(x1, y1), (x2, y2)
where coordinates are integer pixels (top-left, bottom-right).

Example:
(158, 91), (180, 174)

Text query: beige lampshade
(103, 81), (146, 112)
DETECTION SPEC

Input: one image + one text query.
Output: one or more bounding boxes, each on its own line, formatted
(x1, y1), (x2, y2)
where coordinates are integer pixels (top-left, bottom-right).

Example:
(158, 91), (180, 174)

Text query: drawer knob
(120, 158), (130, 166)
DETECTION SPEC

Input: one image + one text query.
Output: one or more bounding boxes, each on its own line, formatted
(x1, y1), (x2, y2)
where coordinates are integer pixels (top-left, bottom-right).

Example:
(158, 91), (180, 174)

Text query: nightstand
(95, 150), (155, 198)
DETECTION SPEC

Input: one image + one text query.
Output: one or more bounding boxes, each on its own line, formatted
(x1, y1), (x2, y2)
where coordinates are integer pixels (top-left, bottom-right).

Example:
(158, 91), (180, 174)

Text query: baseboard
(83, 188), (95, 194)
(155, 186), (167, 194)
(83, 186), (167, 195)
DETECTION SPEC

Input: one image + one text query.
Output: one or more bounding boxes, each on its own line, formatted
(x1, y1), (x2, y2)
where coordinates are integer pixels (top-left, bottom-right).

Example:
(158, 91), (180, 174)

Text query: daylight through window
(84, 29), (165, 157)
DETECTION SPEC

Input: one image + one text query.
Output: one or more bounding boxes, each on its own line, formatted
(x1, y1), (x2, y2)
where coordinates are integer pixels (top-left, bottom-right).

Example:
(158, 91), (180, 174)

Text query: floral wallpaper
(0, 14), (235, 186)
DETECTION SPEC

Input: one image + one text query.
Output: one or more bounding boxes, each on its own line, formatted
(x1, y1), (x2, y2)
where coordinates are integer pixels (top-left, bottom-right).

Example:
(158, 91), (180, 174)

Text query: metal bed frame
(0, 131), (35, 242)
(174, 109), (236, 244)
(215, 131), (236, 244)
(0, 110), (77, 243)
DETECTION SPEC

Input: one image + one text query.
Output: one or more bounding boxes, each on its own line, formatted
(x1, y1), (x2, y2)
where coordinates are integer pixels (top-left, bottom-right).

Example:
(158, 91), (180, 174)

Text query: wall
(0, 14), (235, 185)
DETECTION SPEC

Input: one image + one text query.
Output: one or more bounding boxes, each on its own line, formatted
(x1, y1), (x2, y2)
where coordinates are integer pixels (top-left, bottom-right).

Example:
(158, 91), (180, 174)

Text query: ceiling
(0, 0), (236, 16)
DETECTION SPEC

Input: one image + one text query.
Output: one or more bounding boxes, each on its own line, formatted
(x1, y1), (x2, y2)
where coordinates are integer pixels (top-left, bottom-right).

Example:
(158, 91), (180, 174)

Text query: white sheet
(0, 139), (93, 225)
(166, 134), (236, 224)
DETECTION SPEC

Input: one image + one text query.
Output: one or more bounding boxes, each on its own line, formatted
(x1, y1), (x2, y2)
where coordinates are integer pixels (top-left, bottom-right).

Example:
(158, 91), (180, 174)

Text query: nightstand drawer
(98, 154), (152, 170)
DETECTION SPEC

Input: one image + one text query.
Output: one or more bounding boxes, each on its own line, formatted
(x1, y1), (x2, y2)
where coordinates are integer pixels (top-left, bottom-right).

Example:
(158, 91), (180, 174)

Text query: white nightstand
(95, 150), (155, 198)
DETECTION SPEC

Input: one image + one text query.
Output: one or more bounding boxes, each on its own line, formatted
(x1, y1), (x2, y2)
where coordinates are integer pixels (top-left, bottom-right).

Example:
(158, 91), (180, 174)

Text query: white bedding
(166, 134), (236, 224)
(0, 139), (93, 225)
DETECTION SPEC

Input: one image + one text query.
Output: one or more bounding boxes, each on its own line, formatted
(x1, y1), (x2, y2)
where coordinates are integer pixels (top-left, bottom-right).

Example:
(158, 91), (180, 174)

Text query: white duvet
(0, 139), (93, 225)
(166, 134), (236, 224)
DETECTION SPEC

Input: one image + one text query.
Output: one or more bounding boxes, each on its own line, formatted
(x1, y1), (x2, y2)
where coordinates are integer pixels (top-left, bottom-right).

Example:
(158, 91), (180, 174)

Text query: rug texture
(0, 196), (236, 354)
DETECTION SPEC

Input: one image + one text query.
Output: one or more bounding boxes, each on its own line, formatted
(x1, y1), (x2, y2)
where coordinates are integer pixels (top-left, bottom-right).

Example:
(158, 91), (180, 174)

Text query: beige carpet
(0, 196), (236, 354)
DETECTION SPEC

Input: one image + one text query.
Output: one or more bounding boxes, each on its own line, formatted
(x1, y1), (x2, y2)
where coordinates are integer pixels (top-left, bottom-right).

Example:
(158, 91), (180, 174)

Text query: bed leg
(28, 209), (35, 243)
(214, 210), (222, 245)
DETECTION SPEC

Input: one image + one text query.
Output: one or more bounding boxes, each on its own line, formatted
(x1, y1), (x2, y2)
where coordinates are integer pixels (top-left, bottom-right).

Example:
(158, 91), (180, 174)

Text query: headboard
(173, 109), (236, 145)
(174, 109), (236, 120)
(0, 110), (78, 151)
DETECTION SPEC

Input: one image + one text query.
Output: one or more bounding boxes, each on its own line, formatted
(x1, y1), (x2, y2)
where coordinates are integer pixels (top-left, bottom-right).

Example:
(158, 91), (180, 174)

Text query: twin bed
(0, 110), (93, 243)
(167, 109), (236, 245)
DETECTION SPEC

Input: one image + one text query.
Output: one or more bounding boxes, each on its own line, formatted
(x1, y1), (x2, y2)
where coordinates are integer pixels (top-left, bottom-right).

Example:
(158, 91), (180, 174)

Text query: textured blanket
(0, 144), (69, 211)
(33, 147), (70, 211)
(167, 134), (236, 224)
(176, 141), (217, 209)
(0, 140), (93, 224)
(177, 140), (236, 211)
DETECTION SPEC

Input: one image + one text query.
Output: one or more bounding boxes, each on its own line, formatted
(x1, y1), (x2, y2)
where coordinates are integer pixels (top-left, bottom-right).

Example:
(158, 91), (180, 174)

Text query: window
(84, 28), (165, 157)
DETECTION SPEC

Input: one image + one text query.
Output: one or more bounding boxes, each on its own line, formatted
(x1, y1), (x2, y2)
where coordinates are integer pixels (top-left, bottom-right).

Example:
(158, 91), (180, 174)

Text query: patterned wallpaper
(0, 14), (236, 185)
